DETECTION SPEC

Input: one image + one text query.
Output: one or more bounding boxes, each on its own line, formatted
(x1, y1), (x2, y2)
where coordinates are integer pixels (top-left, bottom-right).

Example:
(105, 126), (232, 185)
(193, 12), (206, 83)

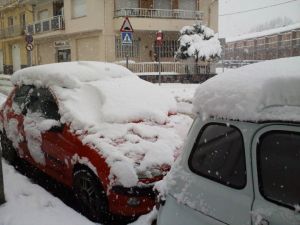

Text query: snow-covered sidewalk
(0, 160), (97, 225)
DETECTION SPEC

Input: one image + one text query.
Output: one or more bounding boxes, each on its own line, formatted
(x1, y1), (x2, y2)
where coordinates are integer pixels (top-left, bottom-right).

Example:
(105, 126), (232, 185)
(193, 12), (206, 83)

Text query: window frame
(257, 130), (300, 210)
(71, 0), (87, 19)
(188, 122), (247, 190)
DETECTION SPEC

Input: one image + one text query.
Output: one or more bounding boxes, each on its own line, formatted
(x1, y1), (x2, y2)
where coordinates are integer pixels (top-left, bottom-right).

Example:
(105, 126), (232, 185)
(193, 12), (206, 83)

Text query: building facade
(224, 23), (300, 61)
(0, 0), (219, 74)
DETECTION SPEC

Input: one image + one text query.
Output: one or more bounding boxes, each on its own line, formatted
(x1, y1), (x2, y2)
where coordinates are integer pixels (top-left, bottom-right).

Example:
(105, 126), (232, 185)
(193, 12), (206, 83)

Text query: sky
(219, 0), (300, 38)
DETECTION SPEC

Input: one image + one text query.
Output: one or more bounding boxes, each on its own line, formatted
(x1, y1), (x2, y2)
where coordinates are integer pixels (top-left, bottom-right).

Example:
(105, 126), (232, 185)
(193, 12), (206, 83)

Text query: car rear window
(188, 123), (246, 189)
(258, 131), (300, 210)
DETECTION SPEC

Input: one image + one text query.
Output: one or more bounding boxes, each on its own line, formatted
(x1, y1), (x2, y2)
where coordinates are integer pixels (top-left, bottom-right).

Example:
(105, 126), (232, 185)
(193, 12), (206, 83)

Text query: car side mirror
(49, 124), (64, 133)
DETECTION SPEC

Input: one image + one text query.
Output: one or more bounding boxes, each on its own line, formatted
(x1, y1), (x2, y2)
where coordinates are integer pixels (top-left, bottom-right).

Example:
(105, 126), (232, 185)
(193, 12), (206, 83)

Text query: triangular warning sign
(120, 16), (134, 32)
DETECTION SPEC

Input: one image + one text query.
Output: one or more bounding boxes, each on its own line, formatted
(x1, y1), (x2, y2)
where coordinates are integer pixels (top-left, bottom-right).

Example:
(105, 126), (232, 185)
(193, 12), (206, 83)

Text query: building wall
(224, 29), (300, 60)
(0, 0), (219, 72)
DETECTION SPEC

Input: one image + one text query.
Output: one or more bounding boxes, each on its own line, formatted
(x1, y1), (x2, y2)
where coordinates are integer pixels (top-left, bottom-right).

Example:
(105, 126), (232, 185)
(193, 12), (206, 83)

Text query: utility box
(0, 150), (5, 204)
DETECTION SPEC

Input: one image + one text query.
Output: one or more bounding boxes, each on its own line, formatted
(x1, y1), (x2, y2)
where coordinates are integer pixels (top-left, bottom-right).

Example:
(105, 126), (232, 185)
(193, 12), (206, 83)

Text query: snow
(10, 61), (188, 188)
(0, 81), (197, 225)
(23, 112), (60, 165)
(193, 57), (300, 122)
(177, 24), (222, 61)
(0, 160), (96, 225)
(226, 22), (300, 42)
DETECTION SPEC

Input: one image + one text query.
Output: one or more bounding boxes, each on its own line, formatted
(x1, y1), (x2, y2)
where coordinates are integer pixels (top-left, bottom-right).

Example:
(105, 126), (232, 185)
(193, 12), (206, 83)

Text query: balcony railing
(26, 15), (64, 35)
(0, 25), (25, 39)
(114, 8), (203, 20)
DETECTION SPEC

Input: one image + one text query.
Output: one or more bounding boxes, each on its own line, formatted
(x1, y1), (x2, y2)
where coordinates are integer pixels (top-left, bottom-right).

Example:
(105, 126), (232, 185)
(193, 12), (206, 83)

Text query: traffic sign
(120, 16), (134, 32)
(26, 43), (33, 51)
(121, 32), (133, 45)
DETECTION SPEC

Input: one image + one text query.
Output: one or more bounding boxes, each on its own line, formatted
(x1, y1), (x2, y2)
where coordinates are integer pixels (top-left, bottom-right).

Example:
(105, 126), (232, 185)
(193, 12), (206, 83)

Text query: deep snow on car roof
(193, 56), (300, 122)
(11, 61), (133, 88)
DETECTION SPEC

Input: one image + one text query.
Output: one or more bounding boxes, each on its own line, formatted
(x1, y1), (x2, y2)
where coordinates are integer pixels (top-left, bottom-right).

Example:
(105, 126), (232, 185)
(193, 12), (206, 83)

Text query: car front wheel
(73, 168), (109, 223)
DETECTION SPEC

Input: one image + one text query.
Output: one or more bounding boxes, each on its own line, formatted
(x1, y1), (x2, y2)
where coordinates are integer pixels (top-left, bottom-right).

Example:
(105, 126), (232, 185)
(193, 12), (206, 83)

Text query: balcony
(0, 25), (25, 39)
(114, 8), (203, 20)
(26, 15), (64, 35)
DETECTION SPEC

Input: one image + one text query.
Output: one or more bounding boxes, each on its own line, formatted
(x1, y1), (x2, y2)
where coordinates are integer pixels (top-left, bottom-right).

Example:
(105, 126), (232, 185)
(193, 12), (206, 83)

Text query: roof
(193, 56), (300, 122)
(226, 22), (300, 42)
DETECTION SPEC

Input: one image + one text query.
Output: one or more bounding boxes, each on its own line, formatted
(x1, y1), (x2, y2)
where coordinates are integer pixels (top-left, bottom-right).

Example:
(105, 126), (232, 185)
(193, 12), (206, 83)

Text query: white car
(156, 57), (300, 225)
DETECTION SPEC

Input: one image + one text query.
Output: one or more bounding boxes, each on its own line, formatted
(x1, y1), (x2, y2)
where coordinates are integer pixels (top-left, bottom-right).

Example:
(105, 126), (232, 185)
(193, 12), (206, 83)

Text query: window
(115, 38), (140, 58)
(258, 131), (300, 209)
(20, 13), (26, 28)
(27, 88), (60, 121)
(57, 49), (71, 62)
(38, 10), (49, 20)
(154, 40), (179, 58)
(72, 0), (86, 18)
(188, 123), (246, 189)
(13, 85), (34, 112)
(8, 16), (13, 27)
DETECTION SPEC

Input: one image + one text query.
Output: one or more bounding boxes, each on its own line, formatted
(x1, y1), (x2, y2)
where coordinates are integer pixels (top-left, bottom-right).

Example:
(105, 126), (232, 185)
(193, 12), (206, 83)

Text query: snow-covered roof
(226, 22), (300, 42)
(193, 56), (300, 122)
(11, 61), (189, 188)
(12, 61), (133, 89)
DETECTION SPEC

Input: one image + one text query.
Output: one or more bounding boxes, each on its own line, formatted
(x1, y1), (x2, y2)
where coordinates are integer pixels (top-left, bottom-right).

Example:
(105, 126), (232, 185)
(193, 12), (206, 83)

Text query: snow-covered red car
(0, 62), (187, 222)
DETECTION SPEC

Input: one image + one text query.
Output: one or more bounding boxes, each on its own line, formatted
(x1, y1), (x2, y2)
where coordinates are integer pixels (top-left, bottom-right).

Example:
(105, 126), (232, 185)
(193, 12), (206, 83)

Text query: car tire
(1, 131), (17, 164)
(73, 168), (109, 223)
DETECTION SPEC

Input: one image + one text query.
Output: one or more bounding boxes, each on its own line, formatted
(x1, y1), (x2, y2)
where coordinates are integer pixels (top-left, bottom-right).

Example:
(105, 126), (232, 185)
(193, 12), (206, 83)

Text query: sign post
(156, 30), (163, 85)
(120, 17), (134, 68)
(25, 34), (33, 67)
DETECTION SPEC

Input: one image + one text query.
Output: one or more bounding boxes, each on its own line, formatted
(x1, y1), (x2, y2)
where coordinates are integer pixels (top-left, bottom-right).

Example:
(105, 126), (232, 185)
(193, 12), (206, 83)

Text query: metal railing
(116, 62), (210, 75)
(114, 8), (203, 20)
(26, 15), (64, 35)
(0, 24), (25, 38)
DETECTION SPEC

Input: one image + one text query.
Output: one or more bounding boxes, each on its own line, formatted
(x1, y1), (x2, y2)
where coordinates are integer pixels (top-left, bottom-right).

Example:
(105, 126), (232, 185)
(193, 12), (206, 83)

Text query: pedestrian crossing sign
(121, 32), (133, 45)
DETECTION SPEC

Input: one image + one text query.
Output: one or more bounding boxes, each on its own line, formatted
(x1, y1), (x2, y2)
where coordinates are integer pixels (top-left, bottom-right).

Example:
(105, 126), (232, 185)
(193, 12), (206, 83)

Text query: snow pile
(193, 57), (300, 122)
(11, 61), (186, 188)
(175, 24), (221, 62)
(0, 160), (96, 225)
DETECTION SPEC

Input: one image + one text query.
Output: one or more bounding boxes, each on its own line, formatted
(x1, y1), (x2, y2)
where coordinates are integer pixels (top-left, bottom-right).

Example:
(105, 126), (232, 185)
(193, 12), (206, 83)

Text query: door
(12, 44), (21, 72)
(25, 87), (73, 180)
(140, 0), (153, 8)
(252, 125), (300, 225)
(181, 121), (254, 224)
(0, 50), (3, 73)
(57, 49), (71, 62)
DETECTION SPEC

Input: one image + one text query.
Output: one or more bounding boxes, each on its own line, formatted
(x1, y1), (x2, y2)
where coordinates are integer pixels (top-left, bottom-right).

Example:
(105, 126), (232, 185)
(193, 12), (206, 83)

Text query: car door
(24, 87), (73, 181)
(252, 125), (300, 225)
(5, 85), (34, 157)
(169, 120), (255, 225)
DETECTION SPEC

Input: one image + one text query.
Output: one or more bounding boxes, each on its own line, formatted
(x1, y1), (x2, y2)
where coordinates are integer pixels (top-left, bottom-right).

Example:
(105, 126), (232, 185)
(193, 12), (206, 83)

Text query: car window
(188, 123), (246, 189)
(257, 131), (300, 210)
(27, 88), (60, 121)
(13, 85), (34, 111)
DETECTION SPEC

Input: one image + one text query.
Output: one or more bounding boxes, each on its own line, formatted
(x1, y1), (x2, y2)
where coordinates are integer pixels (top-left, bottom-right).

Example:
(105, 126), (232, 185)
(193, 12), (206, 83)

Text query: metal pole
(126, 53), (129, 69)
(158, 46), (161, 85)
(29, 50), (32, 67)
(0, 150), (5, 205)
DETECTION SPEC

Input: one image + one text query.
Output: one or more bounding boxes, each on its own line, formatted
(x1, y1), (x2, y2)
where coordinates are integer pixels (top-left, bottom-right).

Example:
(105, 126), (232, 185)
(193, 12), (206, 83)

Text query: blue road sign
(121, 32), (133, 45)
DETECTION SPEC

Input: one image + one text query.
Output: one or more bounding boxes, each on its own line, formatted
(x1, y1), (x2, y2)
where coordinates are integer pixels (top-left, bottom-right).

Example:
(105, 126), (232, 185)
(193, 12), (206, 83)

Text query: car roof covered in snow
(193, 56), (300, 122)
(11, 61), (133, 88)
